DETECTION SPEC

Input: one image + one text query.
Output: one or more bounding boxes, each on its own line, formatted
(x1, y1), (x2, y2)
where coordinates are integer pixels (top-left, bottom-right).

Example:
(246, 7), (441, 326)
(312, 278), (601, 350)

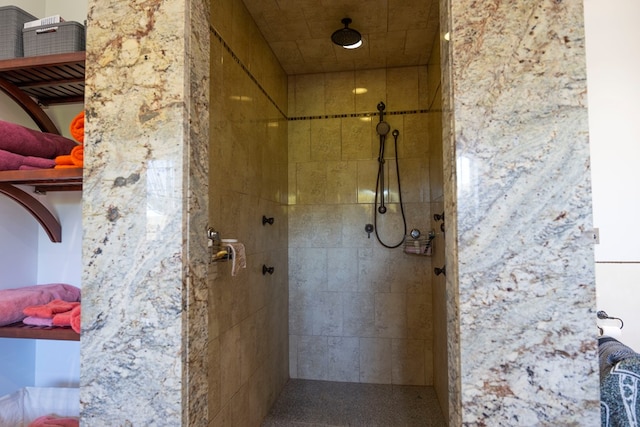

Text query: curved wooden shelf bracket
(0, 76), (60, 135)
(0, 183), (61, 242)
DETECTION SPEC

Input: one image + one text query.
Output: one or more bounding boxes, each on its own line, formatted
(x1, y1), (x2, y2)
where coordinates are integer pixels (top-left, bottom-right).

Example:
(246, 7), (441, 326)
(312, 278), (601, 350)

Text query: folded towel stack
(0, 120), (78, 171)
(22, 299), (81, 334)
(0, 284), (80, 327)
(54, 112), (84, 169)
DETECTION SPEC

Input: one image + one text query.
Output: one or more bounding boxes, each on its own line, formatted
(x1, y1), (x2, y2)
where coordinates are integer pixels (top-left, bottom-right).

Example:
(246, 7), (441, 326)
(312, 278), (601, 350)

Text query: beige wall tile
(325, 71), (356, 115)
(407, 292), (432, 339)
(326, 161), (358, 204)
(296, 162), (327, 205)
(289, 334), (299, 378)
(298, 335), (328, 380)
(230, 384), (251, 426)
(289, 290), (314, 336)
(387, 67), (420, 111)
(359, 338), (392, 383)
(289, 247), (327, 291)
(328, 337), (360, 382)
(289, 120), (311, 163)
(357, 159), (379, 204)
(313, 291), (344, 336)
(357, 247), (392, 293)
(355, 69), (387, 113)
(328, 248), (359, 291)
(401, 113), (430, 158)
(343, 292), (375, 337)
(386, 158), (429, 203)
(311, 118), (342, 162)
(220, 325), (243, 403)
(418, 65), (430, 109)
(391, 339), (426, 385)
(340, 203), (374, 245)
(342, 117), (374, 160)
(375, 293), (408, 338)
(294, 73), (325, 117)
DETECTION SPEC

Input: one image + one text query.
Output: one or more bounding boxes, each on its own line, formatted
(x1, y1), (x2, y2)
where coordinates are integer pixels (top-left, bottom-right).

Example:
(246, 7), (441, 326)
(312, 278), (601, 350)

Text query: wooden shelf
(0, 322), (79, 341)
(0, 52), (85, 134)
(0, 168), (82, 242)
(0, 167), (82, 192)
(0, 52), (86, 106)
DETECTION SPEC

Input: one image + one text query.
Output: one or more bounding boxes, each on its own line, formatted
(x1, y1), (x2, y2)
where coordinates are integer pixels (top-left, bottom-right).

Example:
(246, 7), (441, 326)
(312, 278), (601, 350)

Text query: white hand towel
(228, 242), (246, 276)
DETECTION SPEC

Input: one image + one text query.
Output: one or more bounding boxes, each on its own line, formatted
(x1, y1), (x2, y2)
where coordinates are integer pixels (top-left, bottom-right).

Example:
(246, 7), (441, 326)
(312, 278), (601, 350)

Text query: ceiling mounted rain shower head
(331, 18), (362, 49)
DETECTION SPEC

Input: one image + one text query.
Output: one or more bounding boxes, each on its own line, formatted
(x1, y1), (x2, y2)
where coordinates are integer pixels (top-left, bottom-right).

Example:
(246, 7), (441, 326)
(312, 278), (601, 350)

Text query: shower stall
(208, 0), (448, 424)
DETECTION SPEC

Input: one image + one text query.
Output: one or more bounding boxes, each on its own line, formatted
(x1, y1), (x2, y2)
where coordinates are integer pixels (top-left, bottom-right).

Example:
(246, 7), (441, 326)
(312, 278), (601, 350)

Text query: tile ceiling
(241, 0), (440, 75)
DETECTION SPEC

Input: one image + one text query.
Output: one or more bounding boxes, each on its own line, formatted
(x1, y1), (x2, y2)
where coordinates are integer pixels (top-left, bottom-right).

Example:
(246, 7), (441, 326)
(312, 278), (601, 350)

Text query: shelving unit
(0, 53), (84, 341)
(0, 51), (85, 134)
(0, 52), (85, 243)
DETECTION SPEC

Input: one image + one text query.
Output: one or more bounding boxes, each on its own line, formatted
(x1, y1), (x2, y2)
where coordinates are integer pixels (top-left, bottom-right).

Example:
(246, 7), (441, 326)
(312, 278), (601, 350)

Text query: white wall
(584, 0), (640, 350)
(0, 0), (87, 394)
(0, 198), (37, 396)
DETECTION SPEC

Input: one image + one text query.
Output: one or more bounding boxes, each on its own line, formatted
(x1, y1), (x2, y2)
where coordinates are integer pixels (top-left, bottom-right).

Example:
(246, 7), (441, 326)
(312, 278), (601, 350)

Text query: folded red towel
(28, 414), (79, 427)
(0, 149), (56, 171)
(69, 111), (84, 143)
(0, 284), (81, 327)
(0, 120), (78, 158)
(23, 300), (80, 319)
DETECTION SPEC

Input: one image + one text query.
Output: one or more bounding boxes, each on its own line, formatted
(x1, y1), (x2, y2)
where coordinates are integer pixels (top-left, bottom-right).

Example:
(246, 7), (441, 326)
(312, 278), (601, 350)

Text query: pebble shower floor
(261, 379), (446, 426)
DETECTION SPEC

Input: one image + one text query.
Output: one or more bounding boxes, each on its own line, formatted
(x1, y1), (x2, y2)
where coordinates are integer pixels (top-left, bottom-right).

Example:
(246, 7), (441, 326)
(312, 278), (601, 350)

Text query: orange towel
(53, 311), (72, 327)
(23, 299), (80, 319)
(55, 155), (74, 165)
(69, 111), (84, 143)
(54, 153), (82, 169)
(70, 144), (83, 166)
(70, 304), (81, 333)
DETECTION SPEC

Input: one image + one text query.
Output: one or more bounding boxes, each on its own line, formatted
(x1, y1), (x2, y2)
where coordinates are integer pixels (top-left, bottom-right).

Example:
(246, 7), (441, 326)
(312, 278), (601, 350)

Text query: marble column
(80, 0), (210, 425)
(441, 0), (600, 424)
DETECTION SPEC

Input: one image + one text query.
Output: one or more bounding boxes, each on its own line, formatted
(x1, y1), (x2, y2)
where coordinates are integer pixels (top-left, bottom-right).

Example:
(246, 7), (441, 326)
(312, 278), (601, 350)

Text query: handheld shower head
(376, 101), (390, 136)
(376, 121), (390, 136)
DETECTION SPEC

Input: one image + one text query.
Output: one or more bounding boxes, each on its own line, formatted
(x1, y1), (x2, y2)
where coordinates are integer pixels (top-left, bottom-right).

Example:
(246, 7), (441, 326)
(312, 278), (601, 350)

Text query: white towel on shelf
(228, 242), (246, 276)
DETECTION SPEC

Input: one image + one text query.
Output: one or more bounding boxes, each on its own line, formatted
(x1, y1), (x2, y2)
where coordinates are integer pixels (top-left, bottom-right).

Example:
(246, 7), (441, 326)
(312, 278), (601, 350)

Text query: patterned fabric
(600, 338), (640, 427)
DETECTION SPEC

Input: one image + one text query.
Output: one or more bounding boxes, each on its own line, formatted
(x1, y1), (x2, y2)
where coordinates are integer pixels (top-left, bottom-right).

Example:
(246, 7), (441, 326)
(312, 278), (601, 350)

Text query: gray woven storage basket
(23, 21), (85, 57)
(0, 6), (37, 59)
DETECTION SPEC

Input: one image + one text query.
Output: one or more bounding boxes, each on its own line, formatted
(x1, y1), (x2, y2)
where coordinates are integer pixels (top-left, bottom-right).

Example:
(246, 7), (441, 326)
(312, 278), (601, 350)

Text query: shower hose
(374, 129), (407, 248)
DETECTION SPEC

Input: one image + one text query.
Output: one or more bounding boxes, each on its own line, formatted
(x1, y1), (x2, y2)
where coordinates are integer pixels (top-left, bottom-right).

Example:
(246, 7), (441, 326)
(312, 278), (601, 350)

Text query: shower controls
(262, 265), (274, 275)
(433, 212), (445, 232)
(434, 266), (446, 276)
(262, 215), (274, 225)
(365, 223), (374, 238)
(410, 229), (421, 239)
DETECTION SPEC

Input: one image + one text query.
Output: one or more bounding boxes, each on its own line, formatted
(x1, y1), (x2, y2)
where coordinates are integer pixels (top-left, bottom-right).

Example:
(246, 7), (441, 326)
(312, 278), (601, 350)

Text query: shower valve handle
(365, 224), (374, 238)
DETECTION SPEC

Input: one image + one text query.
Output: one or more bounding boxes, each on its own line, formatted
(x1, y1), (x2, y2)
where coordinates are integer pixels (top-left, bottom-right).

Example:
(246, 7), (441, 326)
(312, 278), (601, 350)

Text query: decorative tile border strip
(288, 109), (438, 122)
